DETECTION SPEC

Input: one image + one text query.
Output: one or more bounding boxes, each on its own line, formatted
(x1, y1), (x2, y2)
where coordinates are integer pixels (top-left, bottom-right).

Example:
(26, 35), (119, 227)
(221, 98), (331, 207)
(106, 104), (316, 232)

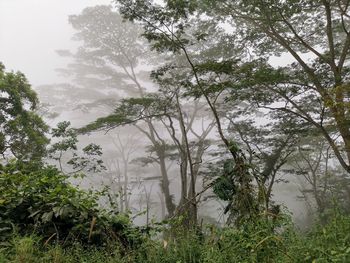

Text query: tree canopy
(0, 63), (49, 163)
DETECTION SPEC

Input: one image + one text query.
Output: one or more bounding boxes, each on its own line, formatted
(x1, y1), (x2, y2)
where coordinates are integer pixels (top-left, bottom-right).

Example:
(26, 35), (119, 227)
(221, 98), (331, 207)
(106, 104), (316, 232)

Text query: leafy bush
(1, 214), (350, 262)
(291, 213), (350, 262)
(0, 162), (140, 247)
(1, 162), (350, 262)
(199, 213), (294, 263)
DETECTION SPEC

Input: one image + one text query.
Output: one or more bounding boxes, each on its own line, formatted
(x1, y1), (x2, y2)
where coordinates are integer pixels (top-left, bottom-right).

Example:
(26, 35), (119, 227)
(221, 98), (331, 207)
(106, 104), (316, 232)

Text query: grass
(1, 213), (350, 263)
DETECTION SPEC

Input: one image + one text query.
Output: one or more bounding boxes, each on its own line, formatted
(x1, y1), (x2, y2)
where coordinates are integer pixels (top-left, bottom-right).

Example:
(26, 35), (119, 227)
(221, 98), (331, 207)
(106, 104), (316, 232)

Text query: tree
(104, 131), (140, 213)
(0, 62), (49, 163)
(83, 90), (216, 226)
(114, 0), (350, 221)
(291, 134), (350, 219)
(226, 114), (298, 211)
(114, 0), (264, 224)
(57, 5), (148, 98)
(199, 0), (350, 174)
(59, 5), (179, 219)
(56, 5), (218, 226)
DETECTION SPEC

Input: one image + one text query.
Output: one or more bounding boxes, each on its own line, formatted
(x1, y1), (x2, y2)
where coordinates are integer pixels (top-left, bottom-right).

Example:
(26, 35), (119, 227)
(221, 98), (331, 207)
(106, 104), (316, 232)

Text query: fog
(0, 0), (110, 85)
(0, 0), (324, 228)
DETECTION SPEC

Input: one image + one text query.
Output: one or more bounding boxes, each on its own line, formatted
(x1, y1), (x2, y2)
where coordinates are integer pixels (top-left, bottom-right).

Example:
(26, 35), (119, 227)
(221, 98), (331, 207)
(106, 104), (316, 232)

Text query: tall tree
(115, 0), (262, 224)
(54, 5), (177, 217)
(199, 0), (350, 173)
(55, 5), (216, 225)
(83, 90), (216, 226)
(114, 0), (350, 221)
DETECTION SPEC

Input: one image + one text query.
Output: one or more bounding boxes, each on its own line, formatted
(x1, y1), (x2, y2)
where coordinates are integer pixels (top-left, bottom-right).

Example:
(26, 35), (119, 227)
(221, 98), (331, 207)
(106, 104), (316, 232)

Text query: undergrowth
(1, 162), (350, 262)
(1, 212), (350, 263)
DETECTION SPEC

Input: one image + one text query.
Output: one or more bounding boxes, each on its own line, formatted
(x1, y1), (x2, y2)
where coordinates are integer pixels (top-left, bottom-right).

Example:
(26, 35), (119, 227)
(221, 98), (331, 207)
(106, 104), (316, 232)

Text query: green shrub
(201, 214), (296, 263)
(291, 213), (350, 262)
(2, 161), (350, 262)
(0, 162), (140, 247)
(0, 214), (350, 263)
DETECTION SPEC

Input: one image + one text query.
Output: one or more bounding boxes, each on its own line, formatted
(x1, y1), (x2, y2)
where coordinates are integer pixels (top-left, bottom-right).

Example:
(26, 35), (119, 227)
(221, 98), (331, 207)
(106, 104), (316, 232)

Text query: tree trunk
(157, 146), (176, 217)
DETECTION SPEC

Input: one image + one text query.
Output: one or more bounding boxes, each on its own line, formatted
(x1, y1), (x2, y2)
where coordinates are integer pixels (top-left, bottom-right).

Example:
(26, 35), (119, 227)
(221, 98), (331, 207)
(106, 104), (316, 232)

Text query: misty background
(0, 0), (110, 85)
(0, 0), (313, 227)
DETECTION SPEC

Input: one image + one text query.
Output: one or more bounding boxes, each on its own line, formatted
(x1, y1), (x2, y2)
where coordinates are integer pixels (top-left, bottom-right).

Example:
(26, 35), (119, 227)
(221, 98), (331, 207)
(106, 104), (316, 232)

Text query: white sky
(0, 0), (111, 86)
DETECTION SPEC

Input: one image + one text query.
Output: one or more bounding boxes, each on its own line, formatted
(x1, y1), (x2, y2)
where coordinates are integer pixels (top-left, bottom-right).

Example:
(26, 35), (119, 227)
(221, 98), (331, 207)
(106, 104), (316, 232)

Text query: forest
(1, 0), (350, 262)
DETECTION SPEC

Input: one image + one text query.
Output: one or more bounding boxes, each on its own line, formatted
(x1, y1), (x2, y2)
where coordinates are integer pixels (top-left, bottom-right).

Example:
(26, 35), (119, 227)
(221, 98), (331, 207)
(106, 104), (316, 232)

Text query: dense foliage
(1, 212), (350, 262)
(0, 63), (49, 162)
(2, 0), (350, 262)
(0, 162), (141, 247)
(112, 0), (350, 225)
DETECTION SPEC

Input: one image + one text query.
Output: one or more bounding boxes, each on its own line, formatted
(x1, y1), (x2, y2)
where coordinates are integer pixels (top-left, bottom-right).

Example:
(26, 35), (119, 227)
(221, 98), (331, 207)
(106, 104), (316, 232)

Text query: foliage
(1, 212), (350, 262)
(0, 162), (140, 247)
(0, 62), (49, 162)
(3, 2), (350, 263)
(53, 4), (151, 110)
(48, 121), (106, 174)
(213, 158), (260, 225)
(296, 213), (350, 262)
(200, 0), (350, 174)
(113, 0), (350, 225)
(114, 0), (268, 225)
(80, 96), (169, 133)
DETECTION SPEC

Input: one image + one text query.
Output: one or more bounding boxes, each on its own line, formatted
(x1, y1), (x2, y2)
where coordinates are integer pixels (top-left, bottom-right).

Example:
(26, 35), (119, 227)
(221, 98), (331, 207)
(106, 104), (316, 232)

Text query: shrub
(0, 162), (140, 247)
(291, 213), (350, 262)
